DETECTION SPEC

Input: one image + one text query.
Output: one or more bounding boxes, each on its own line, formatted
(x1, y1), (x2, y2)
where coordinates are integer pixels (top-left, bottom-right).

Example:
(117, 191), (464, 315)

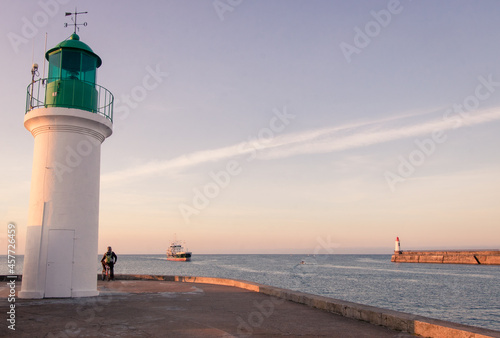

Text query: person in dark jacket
(101, 246), (117, 280)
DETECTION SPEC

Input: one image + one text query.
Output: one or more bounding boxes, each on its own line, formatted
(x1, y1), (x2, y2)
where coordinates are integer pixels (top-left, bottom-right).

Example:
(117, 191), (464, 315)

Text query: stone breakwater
(391, 250), (500, 265)
(113, 275), (500, 337)
(2, 274), (500, 337)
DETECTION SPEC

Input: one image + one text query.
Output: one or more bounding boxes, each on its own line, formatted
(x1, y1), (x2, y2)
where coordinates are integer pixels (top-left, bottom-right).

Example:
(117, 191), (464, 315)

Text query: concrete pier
(391, 250), (500, 265)
(2, 275), (500, 337)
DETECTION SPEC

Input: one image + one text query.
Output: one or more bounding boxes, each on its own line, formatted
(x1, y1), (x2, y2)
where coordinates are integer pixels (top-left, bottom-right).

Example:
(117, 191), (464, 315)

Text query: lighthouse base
(19, 290), (99, 299)
(18, 291), (44, 299)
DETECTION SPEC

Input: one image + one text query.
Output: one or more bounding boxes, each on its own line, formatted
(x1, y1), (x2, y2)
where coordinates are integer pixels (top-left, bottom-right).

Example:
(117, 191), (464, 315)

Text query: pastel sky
(1, 0), (499, 254)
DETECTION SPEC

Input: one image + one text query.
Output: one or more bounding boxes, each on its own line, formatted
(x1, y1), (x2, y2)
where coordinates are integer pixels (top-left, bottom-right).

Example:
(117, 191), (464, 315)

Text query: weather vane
(64, 9), (88, 34)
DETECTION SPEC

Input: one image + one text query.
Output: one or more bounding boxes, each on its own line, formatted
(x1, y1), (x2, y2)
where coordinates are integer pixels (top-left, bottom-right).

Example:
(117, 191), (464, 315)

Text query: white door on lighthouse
(45, 230), (75, 297)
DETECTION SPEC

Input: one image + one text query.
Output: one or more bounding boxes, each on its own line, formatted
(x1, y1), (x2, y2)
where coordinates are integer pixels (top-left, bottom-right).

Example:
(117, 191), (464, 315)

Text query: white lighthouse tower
(19, 27), (113, 298)
(394, 237), (401, 254)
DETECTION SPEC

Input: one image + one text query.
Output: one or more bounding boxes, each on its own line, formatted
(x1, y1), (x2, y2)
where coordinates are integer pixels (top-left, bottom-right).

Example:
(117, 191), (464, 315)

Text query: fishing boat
(166, 240), (192, 262)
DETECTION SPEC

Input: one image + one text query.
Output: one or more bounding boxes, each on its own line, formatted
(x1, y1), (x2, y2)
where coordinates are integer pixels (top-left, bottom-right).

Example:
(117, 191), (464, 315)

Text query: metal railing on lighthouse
(26, 78), (114, 122)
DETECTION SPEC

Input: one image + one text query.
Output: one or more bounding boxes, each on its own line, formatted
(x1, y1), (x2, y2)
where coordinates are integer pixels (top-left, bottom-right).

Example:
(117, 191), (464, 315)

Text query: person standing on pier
(101, 246), (118, 280)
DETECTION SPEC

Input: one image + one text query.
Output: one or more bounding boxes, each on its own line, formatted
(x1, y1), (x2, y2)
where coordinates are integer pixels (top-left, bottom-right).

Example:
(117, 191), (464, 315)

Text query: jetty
(391, 237), (500, 265)
(392, 250), (500, 265)
(1, 275), (499, 337)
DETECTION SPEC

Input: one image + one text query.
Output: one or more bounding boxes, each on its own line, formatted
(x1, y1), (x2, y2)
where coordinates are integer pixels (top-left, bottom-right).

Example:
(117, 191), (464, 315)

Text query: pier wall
(391, 250), (500, 265)
(112, 274), (500, 338)
(4, 274), (499, 337)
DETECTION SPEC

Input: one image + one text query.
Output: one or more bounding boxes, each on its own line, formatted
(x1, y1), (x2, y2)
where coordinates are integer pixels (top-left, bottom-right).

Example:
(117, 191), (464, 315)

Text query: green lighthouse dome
(45, 33), (102, 67)
(44, 33), (102, 112)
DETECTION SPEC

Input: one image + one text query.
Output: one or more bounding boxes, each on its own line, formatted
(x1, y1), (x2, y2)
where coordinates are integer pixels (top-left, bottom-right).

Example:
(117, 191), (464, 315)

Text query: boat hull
(166, 251), (192, 262)
(167, 256), (191, 262)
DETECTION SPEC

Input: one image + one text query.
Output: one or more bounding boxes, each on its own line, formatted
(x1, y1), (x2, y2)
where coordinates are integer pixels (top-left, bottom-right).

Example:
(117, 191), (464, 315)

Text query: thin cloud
(260, 108), (500, 160)
(102, 108), (500, 184)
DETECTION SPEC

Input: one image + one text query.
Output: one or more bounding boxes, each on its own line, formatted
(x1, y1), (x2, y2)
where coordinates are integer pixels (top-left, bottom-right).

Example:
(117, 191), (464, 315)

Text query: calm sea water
(4, 254), (500, 331)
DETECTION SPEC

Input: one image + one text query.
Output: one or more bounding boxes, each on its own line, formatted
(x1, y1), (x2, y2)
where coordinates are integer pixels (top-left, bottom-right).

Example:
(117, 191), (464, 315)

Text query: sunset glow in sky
(1, 0), (499, 254)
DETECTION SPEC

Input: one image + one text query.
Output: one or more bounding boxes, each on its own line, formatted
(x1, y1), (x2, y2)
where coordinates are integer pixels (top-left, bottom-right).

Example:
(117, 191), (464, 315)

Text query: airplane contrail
(102, 107), (500, 184)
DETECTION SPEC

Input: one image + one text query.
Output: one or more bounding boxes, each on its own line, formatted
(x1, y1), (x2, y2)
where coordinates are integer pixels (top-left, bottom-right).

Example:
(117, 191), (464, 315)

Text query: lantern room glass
(47, 50), (97, 84)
